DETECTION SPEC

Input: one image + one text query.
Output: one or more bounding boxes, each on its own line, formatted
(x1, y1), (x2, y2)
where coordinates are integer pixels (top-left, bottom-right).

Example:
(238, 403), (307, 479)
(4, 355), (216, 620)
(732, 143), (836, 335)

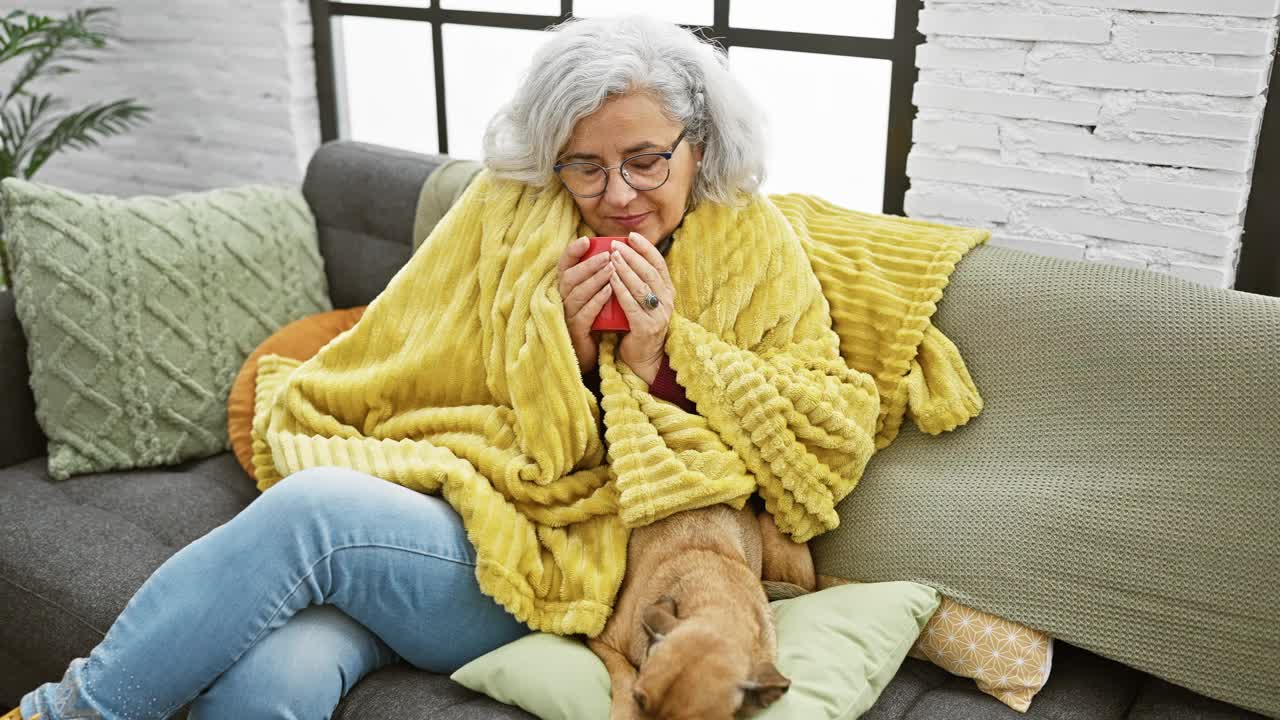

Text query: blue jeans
(20, 466), (531, 720)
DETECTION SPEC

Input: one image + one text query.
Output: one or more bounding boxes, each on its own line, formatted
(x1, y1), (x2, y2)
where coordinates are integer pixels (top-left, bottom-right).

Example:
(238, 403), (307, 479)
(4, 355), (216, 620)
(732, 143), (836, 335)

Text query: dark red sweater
(581, 351), (695, 413)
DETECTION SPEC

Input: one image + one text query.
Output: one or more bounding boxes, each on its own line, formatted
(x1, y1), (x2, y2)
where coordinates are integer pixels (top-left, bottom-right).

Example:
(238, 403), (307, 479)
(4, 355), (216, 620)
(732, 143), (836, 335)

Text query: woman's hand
(558, 236), (615, 375)
(609, 231), (675, 385)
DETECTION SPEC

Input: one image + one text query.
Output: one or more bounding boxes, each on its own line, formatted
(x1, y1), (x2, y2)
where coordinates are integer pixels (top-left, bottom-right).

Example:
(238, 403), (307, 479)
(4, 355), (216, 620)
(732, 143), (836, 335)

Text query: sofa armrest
(0, 288), (45, 468)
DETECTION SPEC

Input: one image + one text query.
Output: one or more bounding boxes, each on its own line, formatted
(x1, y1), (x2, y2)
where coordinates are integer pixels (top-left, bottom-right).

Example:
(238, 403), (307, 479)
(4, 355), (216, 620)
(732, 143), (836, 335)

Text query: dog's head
(631, 596), (790, 719)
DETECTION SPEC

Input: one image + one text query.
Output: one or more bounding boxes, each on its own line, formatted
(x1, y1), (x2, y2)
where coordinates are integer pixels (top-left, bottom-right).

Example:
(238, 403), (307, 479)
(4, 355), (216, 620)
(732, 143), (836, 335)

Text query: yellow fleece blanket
(250, 170), (988, 636)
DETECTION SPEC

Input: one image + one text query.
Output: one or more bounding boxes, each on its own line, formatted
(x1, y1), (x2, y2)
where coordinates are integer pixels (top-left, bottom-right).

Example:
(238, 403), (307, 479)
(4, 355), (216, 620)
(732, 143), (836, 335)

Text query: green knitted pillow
(1, 178), (331, 480)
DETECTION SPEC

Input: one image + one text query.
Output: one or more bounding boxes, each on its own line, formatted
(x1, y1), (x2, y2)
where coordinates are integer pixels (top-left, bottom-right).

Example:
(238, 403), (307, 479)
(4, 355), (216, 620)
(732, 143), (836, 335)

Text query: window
(333, 15), (437, 154)
(311, 0), (918, 214)
(441, 24), (552, 161)
(730, 47), (892, 212)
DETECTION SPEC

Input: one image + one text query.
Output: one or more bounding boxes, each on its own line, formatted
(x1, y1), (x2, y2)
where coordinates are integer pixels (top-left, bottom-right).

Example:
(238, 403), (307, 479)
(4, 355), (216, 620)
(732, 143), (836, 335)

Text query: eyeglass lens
(558, 154), (671, 197)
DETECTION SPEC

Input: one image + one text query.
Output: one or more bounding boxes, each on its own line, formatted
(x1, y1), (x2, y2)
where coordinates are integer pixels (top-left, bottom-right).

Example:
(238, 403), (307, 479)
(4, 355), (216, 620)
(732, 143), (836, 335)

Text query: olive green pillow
(451, 581), (940, 720)
(1, 178), (331, 479)
(412, 158), (483, 253)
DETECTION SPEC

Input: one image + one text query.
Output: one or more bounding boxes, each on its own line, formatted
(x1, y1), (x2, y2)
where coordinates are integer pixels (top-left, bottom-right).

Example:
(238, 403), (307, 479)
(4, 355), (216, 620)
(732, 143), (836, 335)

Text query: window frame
(310, 0), (921, 215)
(1237, 56), (1280, 297)
(311, 1), (1280, 295)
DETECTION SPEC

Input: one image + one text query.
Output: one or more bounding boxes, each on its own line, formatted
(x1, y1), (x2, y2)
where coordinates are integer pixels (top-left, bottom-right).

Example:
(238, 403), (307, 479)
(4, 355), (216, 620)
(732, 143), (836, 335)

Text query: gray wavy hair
(481, 14), (768, 208)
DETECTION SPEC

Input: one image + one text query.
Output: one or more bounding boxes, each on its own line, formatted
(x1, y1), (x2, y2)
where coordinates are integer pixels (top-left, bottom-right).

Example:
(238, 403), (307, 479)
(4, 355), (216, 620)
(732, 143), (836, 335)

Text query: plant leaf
(6, 8), (117, 102)
(0, 12), (54, 67)
(23, 99), (150, 178)
(0, 93), (56, 180)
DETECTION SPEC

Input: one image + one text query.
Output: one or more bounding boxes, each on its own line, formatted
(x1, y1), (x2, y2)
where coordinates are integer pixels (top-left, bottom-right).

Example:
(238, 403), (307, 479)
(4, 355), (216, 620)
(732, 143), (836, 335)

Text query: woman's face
(557, 92), (703, 243)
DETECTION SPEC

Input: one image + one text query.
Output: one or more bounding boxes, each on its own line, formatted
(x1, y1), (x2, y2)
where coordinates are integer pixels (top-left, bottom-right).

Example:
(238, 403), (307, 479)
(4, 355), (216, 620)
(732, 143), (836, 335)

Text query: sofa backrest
(302, 140), (451, 308)
(0, 288), (43, 468)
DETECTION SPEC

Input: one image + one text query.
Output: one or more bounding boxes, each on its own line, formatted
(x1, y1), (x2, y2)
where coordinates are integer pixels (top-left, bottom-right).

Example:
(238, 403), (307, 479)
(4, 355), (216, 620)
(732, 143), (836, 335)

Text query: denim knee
(266, 465), (368, 499)
(252, 465), (381, 518)
(188, 604), (395, 720)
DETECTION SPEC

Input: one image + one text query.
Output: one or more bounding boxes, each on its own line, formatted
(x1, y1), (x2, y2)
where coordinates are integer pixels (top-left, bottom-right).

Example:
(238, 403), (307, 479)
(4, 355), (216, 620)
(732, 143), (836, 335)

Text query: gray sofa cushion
(0, 451), (532, 719)
(333, 662), (534, 719)
(870, 641), (1142, 720)
(3, 450), (1265, 718)
(0, 452), (257, 700)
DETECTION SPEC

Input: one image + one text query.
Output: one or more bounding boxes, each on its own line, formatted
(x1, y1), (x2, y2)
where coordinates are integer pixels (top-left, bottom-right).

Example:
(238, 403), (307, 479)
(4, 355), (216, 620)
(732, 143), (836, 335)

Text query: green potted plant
(0, 7), (150, 287)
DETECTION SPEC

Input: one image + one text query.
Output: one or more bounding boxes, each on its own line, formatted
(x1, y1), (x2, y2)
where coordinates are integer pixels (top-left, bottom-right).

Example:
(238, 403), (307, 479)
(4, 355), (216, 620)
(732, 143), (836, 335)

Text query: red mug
(582, 236), (630, 332)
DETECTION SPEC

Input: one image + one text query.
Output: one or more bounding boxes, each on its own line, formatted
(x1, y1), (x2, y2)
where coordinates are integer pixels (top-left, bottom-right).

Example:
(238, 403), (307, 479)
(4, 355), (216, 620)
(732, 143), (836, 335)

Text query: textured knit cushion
(451, 581), (940, 720)
(227, 306), (366, 480)
(0, 178), (331, 480)
(809, 243), (1280, 717)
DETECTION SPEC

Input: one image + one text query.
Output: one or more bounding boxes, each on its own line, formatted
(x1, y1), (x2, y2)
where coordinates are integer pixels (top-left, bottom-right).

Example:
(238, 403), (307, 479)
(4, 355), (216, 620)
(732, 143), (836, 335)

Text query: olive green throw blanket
(812, 245), (1280, 717)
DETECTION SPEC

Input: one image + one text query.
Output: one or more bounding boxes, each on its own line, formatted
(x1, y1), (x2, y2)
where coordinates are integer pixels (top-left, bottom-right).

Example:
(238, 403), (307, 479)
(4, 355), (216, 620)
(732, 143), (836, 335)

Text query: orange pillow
(227, 306), (367, 480)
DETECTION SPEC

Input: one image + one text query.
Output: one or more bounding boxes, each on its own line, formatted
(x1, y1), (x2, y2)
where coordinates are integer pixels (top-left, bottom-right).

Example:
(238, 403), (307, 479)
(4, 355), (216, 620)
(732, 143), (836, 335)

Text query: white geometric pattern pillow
(817, 575), (1053, 712)
(909, 595), (1053, 712)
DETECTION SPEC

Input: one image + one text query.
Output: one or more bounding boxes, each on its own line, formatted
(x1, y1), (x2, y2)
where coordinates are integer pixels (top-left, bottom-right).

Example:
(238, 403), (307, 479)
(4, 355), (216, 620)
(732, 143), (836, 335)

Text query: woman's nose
(603, 168), (638, 206)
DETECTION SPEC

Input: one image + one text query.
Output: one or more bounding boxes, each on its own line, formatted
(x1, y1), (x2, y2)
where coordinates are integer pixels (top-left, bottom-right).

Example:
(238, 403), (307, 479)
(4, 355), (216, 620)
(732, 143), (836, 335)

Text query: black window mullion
(431, 0), (447, 154)
(714, 0), (729, 50)
(1237, 51), (1280, 296)
(329, 2), (432, 21)
(436, 9), (569, 29)
(883, 0), (921, 216)
(312, 0), (339, 142)
(724, 28), (894, 60)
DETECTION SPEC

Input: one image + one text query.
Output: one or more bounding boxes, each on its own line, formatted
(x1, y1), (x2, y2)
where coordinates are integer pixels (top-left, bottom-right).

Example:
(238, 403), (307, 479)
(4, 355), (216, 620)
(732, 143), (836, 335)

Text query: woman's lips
(612, 212), (650, 229)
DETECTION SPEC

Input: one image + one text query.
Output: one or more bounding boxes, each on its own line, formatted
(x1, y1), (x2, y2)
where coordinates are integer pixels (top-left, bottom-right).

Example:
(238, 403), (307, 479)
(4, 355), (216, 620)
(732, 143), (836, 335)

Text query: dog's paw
(816, 574), (856, 590)
(762, 580), (811, 601)
(757, 513), (817, 591)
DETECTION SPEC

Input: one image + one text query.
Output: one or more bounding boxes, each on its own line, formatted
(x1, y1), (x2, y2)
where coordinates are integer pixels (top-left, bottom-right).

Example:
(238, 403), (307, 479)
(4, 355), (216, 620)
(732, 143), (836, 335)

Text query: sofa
(0, 140), (1273, 719)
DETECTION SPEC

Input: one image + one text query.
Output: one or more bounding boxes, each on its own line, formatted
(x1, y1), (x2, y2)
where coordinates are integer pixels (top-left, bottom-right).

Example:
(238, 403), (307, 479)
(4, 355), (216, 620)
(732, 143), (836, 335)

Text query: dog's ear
(738, 661), (790, 710)
(640, 595), (679, 645)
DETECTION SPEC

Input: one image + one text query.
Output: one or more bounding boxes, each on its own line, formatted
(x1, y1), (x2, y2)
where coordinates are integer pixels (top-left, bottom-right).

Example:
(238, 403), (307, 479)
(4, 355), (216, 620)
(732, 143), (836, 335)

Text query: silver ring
(644, 292), (660, 310)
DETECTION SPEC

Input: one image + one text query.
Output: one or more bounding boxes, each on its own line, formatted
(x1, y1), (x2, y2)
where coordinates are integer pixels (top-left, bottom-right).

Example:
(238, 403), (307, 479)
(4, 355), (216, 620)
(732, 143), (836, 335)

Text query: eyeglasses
(553, 127), (687, 199)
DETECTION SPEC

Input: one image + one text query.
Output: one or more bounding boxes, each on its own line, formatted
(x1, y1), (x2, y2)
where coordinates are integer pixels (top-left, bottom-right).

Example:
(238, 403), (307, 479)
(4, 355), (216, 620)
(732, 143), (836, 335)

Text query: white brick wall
(4, 1), (320, 196)
(907, 0), (1280, 288)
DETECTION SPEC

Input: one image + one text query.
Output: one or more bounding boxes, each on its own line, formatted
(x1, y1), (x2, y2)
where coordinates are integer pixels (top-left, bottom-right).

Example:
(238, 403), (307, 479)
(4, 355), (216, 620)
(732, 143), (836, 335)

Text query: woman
(497, 14), (765, 412)
(8, 14), (767, 720)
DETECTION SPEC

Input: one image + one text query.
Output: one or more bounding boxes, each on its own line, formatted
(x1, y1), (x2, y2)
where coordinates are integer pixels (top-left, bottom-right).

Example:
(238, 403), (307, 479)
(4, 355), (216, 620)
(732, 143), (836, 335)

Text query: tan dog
(589, 501), (817, 719)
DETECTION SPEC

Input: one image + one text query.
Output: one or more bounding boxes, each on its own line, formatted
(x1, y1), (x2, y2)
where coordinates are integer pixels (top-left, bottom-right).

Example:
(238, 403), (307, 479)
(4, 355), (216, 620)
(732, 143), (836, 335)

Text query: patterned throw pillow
(908, 595), (1053, 712)
(1, 178), (331, 480)
(818, 576), (1052, 712)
